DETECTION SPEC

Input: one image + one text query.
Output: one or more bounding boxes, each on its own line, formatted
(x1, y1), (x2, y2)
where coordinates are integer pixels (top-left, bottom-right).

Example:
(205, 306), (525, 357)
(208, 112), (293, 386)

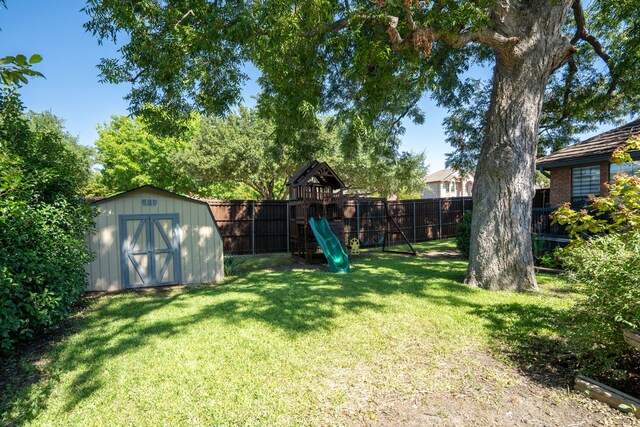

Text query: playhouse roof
(286, 161), (346, 189)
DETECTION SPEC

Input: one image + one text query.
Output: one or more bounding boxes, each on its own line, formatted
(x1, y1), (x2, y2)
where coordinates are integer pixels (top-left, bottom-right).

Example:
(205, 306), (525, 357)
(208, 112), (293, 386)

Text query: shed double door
(119, 214), (182, 288)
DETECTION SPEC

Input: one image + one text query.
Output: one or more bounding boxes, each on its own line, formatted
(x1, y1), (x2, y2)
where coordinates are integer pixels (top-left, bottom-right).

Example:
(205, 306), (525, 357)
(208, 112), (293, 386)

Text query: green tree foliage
(0, 90), (95, 353)
(83, 0), (638, 150)
(184, 107), (306, 200)
(96, 107), (426, 199)
(333, 143), (427, 198)
(0, 54), (43, 86)
(94, 114), (236, 197)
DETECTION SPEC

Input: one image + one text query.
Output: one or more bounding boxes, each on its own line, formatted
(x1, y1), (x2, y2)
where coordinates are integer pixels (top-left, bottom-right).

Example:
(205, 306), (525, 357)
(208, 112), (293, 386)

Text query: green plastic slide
(308, 217), (350, 273)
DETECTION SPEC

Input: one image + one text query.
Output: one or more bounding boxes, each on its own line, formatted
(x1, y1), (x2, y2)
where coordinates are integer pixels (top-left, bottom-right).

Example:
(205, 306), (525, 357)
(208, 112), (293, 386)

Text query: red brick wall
(548, 161), (611, 207)
(549, 167), (571, 207)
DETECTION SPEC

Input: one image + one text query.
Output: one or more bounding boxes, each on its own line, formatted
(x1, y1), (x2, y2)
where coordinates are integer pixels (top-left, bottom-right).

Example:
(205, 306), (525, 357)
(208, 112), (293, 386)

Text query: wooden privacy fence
(207, 197), (473, 255)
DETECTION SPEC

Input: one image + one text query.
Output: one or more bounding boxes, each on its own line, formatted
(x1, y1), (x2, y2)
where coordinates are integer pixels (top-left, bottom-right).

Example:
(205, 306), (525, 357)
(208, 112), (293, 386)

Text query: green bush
(455, 211), (472, 257)
(0, 90), (95, 354)
(563, 232), (640, 373)
(539, 246), (564, 269)
(223, 256), (244, 276)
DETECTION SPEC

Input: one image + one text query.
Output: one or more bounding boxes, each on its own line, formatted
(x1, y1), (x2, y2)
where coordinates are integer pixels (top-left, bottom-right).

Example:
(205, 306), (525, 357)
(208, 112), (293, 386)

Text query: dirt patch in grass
(335, 350), (639, 427)
(417, 249), (464, 259)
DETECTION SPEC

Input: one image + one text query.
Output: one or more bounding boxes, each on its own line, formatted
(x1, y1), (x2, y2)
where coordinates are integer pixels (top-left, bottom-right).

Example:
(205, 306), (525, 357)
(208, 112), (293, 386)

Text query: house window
(572, 165), (600, 200)
(449, 181), (456, 193)
(610, 161), (640, 182)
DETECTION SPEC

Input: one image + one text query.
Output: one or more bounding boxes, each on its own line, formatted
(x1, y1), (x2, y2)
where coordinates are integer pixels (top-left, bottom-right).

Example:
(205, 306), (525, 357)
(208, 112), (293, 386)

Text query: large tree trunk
(465, 1), (574, 291)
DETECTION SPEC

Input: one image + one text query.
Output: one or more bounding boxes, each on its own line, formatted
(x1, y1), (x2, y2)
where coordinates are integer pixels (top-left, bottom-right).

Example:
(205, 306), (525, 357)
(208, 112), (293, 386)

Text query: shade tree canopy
(95, 108), (427, 199)
(84, 0), (640, 290)
(94, 114), (242, 198)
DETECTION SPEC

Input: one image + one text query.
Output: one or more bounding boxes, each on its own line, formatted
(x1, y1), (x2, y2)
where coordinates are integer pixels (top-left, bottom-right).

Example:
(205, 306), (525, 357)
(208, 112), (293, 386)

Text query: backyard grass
(1, 240), (636, 426)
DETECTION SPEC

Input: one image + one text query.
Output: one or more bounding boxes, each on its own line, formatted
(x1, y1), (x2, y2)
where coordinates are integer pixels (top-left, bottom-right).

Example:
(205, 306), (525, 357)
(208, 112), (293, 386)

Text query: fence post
(251, 201), (256, 255)
(413, 201), (417, 243)
(438, 199), (443, 239)
(286, 202), (290, 253)
(356, 200), (361, 243)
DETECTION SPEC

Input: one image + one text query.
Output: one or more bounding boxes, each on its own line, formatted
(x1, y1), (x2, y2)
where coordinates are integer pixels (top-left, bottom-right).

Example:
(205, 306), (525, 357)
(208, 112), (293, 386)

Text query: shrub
(562, 232), (640, 373)
(553, 137), (640, 376)
(538, 247), (564, 269)
(455, 211), (472, 257)
(223, 256), (244, 276)
(0, 90), (95, 354)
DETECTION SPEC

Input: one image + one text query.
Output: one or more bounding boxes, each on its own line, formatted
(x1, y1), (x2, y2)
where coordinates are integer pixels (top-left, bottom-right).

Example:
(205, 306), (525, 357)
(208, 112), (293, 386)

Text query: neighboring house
(421, 168), (474, 199)
(536, 119), (640, 208)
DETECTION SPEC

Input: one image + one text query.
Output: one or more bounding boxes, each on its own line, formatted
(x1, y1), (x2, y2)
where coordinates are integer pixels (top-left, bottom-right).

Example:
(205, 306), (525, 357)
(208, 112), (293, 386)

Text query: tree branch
(386, 97), (420, 140)
(128, 69), (145, 84)
(303, 18), (350, 36)
(174, 9), (194, 29)
(561, 57), (578, 121)
(572, 0), (611, 64)
(571, 0), (617, 94)
(386, 14), (519, 54)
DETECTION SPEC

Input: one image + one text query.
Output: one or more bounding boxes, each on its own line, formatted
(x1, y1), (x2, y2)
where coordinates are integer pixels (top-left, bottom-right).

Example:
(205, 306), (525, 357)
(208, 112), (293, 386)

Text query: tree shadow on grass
(470, 301), (577, 388)
(0, 252), (576, 424)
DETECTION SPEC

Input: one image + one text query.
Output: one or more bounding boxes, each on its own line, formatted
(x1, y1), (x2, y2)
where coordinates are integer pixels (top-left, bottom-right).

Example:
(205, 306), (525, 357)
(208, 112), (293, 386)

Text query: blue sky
(0, 1), (614, 173)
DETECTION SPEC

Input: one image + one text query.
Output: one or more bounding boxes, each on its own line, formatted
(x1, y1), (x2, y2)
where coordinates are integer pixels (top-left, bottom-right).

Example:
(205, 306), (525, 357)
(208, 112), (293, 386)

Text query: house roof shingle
(425, 168), (472, 183)
(537, 119), (640, 169)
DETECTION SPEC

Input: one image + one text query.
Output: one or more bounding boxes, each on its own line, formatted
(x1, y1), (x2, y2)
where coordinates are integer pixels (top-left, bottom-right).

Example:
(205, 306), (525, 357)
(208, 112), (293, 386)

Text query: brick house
(536, 119), (640, 208)
(420, 168), (474, 199)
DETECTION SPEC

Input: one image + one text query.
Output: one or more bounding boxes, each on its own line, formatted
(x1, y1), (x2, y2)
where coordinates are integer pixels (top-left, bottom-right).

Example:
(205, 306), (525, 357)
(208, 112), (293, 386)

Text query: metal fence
(207, 197), (473, 255)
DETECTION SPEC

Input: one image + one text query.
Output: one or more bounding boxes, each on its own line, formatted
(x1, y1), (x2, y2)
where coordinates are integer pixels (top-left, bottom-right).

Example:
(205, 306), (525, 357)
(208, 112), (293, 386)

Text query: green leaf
(29, 54), (43, 64)
(14, 54), (27, 65)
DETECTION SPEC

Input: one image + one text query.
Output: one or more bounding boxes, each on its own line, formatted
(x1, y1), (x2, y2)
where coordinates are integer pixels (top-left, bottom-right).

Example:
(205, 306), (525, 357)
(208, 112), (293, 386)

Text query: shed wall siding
(87, 189), (223, 291)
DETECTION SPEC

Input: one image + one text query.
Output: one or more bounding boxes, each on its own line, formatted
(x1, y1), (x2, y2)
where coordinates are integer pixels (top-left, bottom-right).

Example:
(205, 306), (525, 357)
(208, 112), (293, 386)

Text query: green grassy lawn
(1, 240), (588, 426)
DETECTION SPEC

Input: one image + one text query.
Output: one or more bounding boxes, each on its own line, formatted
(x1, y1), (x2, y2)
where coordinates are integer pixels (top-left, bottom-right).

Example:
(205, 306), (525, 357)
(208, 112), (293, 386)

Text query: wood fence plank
(575, 375), (640, 418)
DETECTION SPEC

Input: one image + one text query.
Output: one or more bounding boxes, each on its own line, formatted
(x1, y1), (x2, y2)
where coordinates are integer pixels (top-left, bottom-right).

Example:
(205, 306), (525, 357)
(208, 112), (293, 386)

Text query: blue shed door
(119, 214), (182, 288)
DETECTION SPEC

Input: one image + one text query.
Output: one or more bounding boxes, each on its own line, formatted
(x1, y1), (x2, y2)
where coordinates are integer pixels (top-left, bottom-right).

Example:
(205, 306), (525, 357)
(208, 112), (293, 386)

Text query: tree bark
(465, 0), (574, 291)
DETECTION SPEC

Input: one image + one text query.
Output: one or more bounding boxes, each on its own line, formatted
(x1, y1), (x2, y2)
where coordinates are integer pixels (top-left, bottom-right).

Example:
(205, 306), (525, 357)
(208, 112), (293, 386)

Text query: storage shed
(86, 185), (224, 291)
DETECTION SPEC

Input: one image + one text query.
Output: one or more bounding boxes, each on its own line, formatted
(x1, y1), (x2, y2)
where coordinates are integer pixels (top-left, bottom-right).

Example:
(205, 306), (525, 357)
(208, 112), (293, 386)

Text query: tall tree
(180, 107), (427, 199)
(84, 0), (639, 290)
(185, 107), (308, 200)
(96, 115), (205, 196)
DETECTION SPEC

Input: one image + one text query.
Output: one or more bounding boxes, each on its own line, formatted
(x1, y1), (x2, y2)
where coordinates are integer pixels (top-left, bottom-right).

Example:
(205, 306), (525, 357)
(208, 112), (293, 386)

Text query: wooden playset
(286, 160), (416, 265)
